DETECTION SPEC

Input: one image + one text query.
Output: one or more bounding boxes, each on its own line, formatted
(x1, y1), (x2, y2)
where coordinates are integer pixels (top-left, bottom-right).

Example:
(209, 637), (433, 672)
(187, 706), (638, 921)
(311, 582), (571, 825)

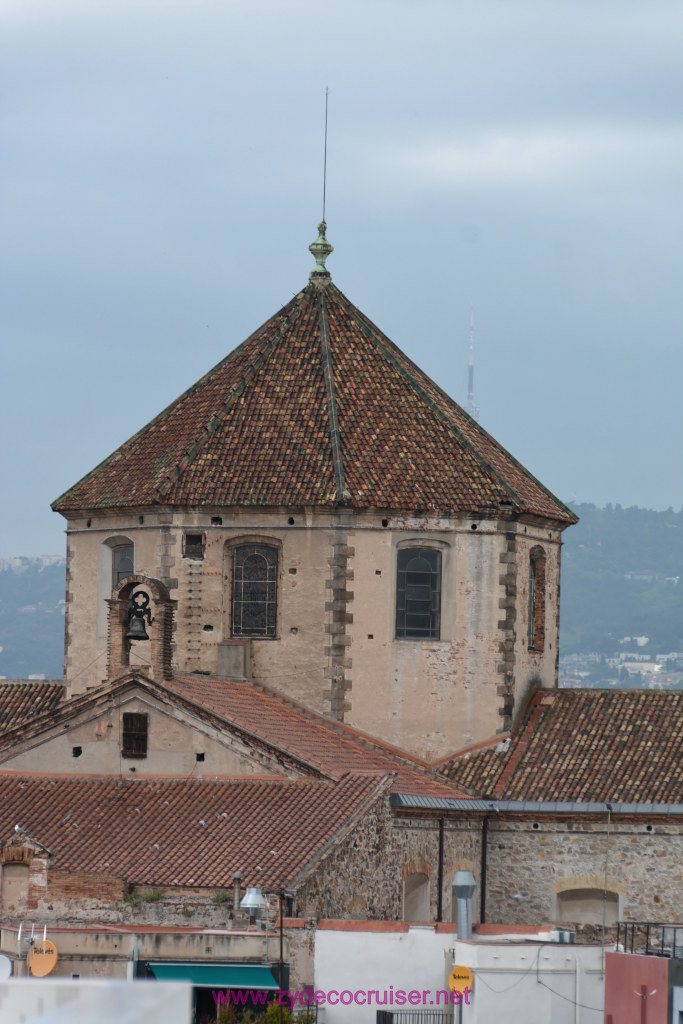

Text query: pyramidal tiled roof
(53, 273), (575, 523)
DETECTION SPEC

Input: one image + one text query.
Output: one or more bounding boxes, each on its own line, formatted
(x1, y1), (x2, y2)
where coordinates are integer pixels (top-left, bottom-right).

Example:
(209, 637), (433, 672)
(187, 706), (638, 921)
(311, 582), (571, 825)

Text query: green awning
(148, 962), (281, 989)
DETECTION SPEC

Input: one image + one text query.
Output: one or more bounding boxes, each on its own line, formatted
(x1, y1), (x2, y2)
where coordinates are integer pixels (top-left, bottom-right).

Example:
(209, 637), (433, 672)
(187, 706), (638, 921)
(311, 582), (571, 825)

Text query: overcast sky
(2, 0), (682, 558)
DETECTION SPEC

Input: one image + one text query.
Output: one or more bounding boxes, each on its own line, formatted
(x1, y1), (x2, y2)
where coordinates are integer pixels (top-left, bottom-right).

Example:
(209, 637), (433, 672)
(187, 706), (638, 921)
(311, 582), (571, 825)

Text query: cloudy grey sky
(2, 0), (682, 558)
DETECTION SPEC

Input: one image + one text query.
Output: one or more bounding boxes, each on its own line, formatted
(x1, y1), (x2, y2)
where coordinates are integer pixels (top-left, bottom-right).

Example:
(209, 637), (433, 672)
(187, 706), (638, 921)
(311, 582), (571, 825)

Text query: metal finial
(309, 221), (333, 278)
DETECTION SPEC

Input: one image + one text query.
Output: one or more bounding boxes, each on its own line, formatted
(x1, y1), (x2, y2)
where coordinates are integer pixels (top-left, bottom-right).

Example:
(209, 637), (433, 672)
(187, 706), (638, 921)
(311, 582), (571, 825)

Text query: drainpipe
(437, 818), (444, 922)
(479, 816), (489, 924)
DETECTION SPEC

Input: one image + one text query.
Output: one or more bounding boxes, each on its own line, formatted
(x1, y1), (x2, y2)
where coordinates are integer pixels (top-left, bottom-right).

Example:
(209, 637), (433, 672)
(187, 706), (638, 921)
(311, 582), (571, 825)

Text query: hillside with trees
(561, 504), (683, 657)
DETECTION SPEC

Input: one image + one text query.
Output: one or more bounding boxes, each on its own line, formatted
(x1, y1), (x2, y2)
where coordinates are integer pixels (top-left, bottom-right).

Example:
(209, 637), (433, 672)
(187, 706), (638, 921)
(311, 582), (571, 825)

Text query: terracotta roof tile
(0, 772), (389, 889)
(437, 737), (508, 796)
(0, 682), (64, 734)
(441, 690), (683, 804)
(53, 281), (575, 524)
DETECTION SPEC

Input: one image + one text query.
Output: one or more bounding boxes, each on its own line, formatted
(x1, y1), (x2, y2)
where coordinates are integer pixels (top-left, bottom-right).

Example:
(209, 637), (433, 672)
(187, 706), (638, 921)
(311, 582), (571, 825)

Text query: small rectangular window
(122, 712), (148, 758)
(183, 533), (205, 559)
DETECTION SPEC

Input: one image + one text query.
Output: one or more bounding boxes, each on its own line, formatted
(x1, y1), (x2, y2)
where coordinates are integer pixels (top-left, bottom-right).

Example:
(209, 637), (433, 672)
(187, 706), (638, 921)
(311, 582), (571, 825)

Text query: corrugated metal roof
(390, 793), (683, 815)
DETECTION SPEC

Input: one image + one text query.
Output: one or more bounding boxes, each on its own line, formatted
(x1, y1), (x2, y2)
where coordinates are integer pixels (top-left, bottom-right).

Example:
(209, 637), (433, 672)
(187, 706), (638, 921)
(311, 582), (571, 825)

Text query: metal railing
(617, 921), (683, 958)
(377, 1012), (453, 1024)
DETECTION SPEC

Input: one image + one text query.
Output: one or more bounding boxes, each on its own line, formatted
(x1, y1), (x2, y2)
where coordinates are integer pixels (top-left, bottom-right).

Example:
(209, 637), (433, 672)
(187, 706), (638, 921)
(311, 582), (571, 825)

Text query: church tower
(52, 225), (576, 760)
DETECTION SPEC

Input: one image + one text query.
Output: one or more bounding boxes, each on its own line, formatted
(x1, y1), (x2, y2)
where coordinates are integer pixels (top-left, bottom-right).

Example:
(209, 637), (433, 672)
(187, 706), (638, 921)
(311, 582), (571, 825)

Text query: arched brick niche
(106, 575), (176, 682)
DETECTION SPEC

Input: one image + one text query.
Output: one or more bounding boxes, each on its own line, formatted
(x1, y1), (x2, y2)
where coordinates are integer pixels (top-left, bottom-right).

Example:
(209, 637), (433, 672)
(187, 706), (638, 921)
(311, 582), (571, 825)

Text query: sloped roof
(0, 771), (389, 889)
(52, 277), (575, 523)
(440, 689), (683, 803)
(0, 672), (464, 800)
(0, 681), (64, 734)
(168, 675), (463, 799)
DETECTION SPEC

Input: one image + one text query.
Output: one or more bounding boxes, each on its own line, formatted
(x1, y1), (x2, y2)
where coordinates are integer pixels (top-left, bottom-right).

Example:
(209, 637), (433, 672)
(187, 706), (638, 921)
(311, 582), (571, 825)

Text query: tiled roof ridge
(290, 771), (394, 887)
(0, 770), (346, 786)
(234, 674), (445, 776)
(329, 282), (577, 524)
(491, 691), (547, 798)
(431, 732), (511, 768)
(317, 287), (347, 503)
(51, 290), (306, 511)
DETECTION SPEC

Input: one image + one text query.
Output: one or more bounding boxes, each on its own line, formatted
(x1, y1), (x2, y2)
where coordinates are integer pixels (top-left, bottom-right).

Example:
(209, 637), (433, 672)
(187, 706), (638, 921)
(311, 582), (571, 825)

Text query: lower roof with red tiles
(0, 771), (390, 890)
(0, 671), (465, 800)
(440, 689), (683, 804)
(0, 681), (64, 734)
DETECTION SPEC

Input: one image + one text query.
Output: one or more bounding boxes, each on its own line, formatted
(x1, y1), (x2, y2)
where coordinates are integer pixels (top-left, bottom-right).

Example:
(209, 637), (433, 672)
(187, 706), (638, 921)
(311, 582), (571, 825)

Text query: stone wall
(483, 816), (683, 925)
(296, 799), (482, 922)
(61, 507), (565, 759)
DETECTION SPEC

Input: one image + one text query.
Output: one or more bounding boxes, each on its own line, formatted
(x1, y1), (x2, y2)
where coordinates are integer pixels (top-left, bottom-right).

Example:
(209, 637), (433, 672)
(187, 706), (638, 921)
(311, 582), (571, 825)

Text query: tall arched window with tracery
(528, 546), (546, 651)
(232, 544), (278, 638)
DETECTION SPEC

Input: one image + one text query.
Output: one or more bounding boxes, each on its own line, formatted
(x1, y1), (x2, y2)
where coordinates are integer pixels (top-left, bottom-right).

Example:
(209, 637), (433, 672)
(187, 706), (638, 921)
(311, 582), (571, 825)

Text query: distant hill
(1, 506), (681, 681)
(0, 557), (65, 679)
(561, 504), (683, 657)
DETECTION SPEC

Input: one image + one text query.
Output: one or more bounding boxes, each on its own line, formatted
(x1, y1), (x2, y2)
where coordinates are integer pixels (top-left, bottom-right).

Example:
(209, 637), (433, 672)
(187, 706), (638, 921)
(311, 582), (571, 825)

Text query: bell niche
(106, 575), (176, 682)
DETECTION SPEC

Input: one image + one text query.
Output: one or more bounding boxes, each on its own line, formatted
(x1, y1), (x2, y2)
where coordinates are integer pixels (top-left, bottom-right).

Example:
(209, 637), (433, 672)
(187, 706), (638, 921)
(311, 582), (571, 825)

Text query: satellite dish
(0, 954), (12, 979)
(28, 939), (58, 977)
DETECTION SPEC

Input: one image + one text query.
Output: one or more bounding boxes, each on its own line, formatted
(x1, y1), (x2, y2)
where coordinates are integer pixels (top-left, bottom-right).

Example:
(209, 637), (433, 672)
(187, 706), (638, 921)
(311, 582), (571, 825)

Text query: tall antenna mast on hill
(466, 307), (480, 421)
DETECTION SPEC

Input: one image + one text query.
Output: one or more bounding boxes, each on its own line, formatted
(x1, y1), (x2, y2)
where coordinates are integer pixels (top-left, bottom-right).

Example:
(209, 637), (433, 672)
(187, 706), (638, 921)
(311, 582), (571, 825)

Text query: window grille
(396, 549), (442, 640)
(122, 712), (148, 758)
(232, 545), (278, 638)
(112, 545), (134, 587)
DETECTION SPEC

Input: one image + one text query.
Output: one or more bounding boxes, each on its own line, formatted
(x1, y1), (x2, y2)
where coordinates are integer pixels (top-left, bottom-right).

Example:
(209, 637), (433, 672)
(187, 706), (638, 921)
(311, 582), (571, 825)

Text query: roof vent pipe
(453, 870), (476, 941)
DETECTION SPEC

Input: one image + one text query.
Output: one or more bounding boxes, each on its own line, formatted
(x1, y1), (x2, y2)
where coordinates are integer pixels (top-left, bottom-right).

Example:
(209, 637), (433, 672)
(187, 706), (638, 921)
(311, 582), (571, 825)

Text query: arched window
(396, 548), (442, 639)
(97, 536), (135, 645)
(232, 544), (278, 638)
(528, 547), (546, 651)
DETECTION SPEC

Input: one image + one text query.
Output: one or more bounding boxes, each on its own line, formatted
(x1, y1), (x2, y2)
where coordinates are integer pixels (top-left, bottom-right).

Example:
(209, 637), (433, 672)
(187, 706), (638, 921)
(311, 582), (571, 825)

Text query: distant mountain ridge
(0, 556), (66, 679)
(561, 504), (683, 657)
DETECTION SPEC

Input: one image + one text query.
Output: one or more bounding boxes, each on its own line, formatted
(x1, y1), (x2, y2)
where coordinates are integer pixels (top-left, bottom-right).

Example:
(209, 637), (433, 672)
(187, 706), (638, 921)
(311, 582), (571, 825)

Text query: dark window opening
(196, 752), (205, 763)
(72, 746), (82, 758)
(528, 547), (546, 651)
(122, 712), (148, 759)
(211, 516), (223, 526)
(232, 544), (278, 638)
(112, 545), (134, 587)
(396, 548), (442, 640)
(184, 533), (205, 559)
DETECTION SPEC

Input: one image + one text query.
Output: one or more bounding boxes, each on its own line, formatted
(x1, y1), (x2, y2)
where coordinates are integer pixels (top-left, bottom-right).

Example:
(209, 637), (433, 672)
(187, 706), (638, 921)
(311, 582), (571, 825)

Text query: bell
(125, 616), (150, 642)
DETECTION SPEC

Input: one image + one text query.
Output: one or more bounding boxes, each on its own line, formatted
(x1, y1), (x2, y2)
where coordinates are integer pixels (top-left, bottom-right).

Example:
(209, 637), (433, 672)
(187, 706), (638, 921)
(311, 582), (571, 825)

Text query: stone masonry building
(51, 223), (576, 761)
